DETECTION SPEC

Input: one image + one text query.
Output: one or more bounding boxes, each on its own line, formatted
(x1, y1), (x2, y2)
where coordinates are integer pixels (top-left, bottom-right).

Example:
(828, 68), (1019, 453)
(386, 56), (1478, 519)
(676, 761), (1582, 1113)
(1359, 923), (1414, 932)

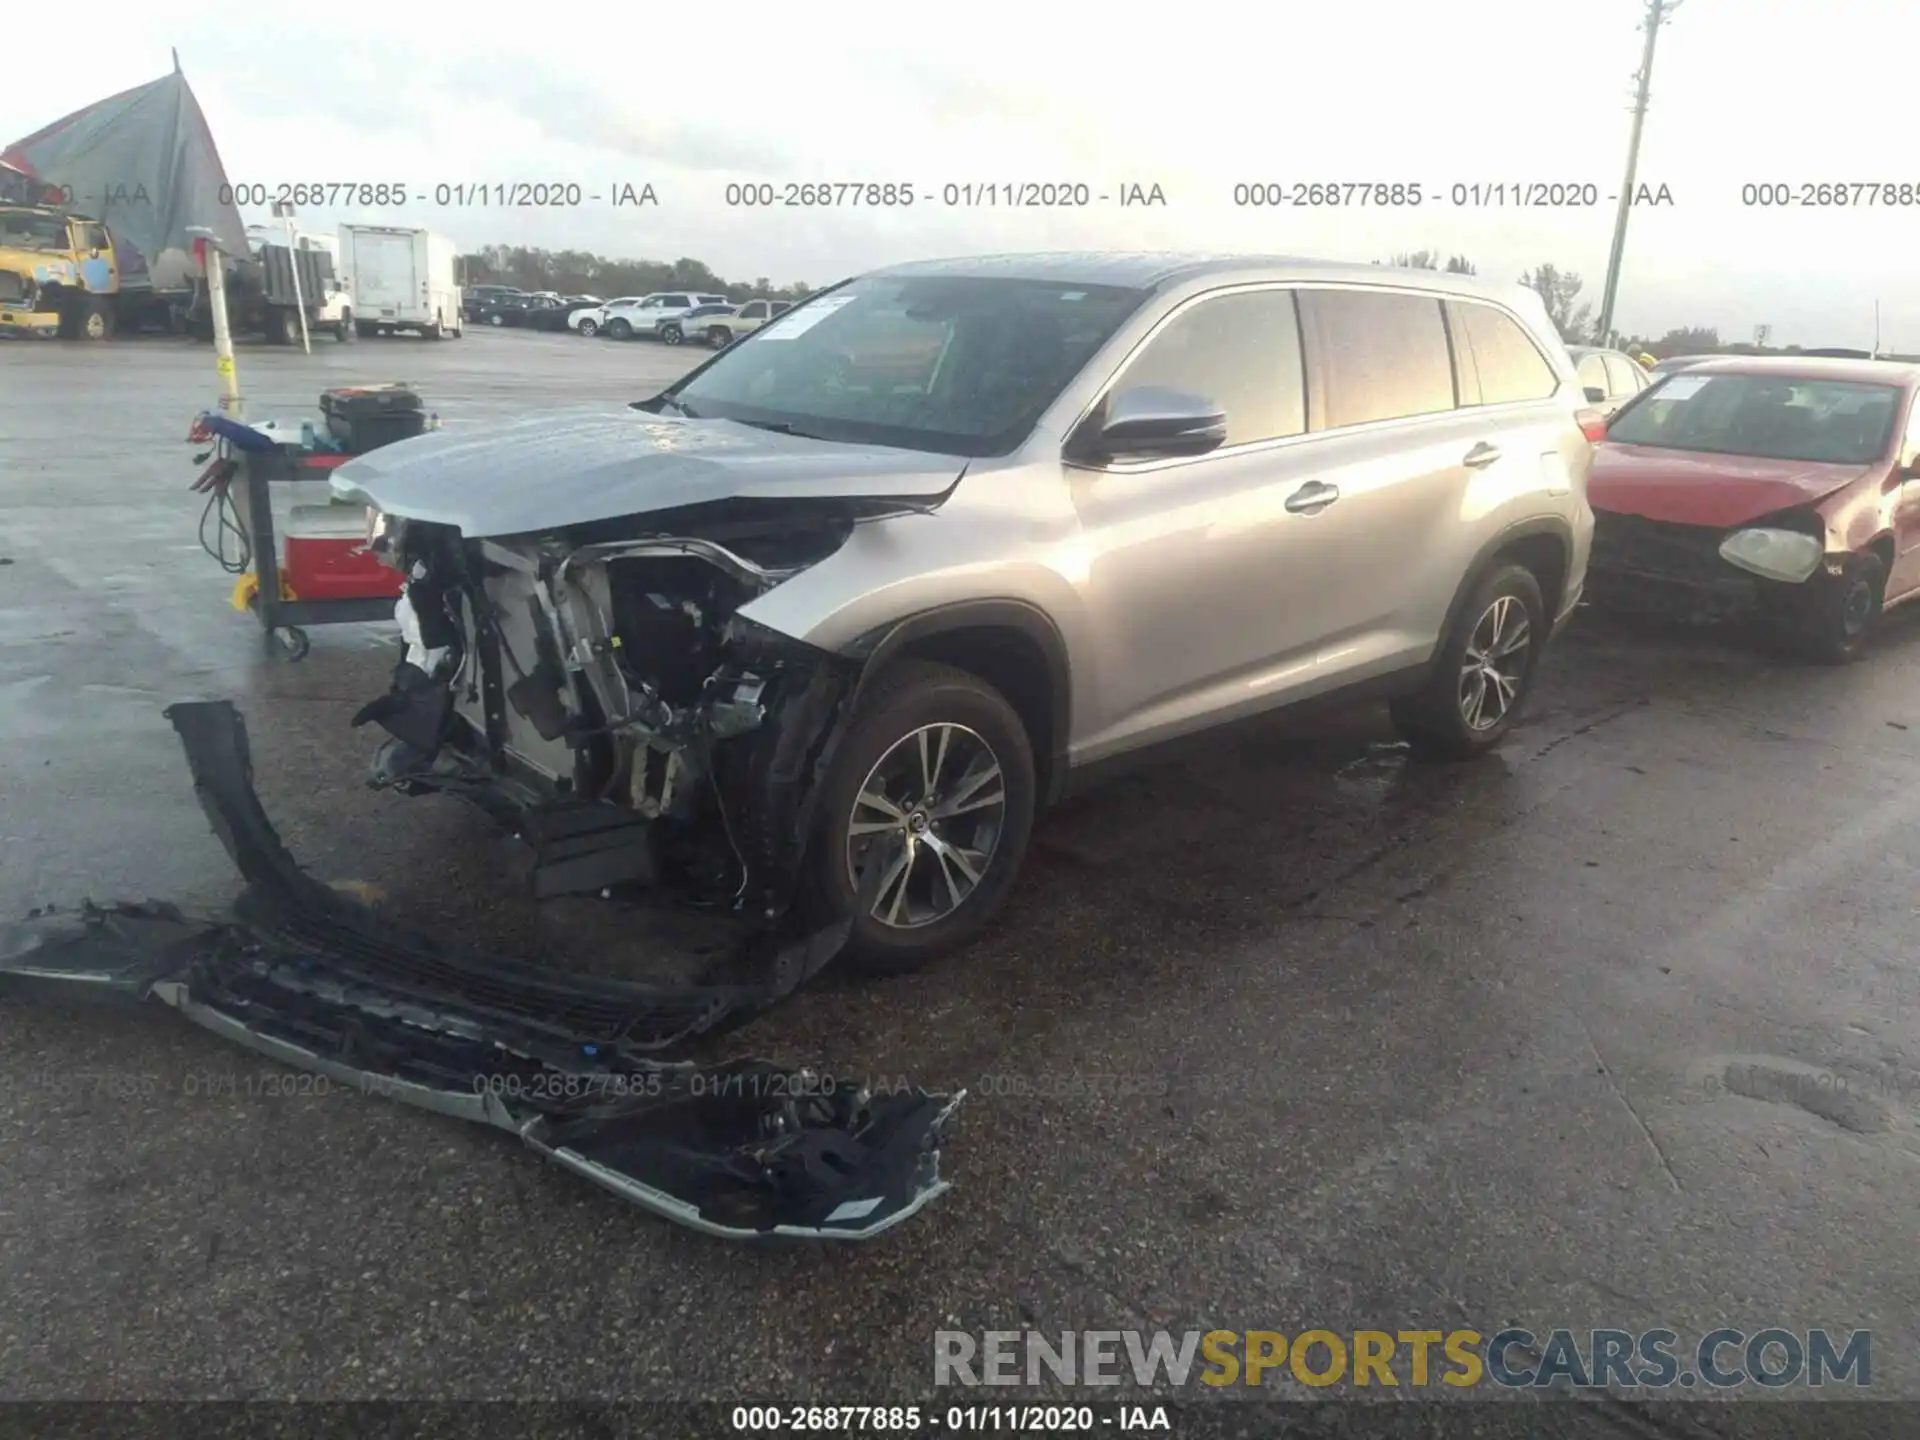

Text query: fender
(1437, 515), (1577, 655)
(842, 598), (1074, 803)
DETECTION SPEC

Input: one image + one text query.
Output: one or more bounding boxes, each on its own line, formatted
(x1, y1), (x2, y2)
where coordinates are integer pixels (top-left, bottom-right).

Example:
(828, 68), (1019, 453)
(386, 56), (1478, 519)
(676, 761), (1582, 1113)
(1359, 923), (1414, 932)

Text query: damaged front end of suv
(357, 503), (870, 930)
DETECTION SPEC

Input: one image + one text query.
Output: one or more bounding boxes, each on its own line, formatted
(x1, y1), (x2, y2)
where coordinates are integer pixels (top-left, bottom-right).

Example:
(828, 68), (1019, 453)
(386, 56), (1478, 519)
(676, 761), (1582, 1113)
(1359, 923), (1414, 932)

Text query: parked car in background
(601, 291), (731, 340)
(333, 254), (1595, 970)
(1568, 345), (1653, 418)
(1586, 356), (1920, 661)
(658, 303), (737, 345)
(571, 296), (644, 336)
(702, 297), (793, 347)
(516, 295), (603, 332)
(463, 284), (523, 322)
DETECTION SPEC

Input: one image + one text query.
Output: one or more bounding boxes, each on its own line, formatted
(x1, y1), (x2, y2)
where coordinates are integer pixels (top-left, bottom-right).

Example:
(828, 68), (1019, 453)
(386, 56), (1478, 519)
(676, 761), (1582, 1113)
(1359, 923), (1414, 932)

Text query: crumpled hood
(330, 407), (966, 537)
(1590, 443), (1874, 529)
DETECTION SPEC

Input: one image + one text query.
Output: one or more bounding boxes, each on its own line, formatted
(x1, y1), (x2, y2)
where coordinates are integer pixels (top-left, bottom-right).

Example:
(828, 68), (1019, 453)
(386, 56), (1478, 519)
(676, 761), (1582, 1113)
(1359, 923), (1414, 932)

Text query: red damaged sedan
(1587, 356), (1920, 661)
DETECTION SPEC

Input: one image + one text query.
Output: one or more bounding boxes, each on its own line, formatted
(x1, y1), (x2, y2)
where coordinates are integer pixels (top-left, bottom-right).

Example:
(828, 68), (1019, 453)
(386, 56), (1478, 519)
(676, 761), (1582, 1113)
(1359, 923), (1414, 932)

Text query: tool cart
(191, 385), (430, 660)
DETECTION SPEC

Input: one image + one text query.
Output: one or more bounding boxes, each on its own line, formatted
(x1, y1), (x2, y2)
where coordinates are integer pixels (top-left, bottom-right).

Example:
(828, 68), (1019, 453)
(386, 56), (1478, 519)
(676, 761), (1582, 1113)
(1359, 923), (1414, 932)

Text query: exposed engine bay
(353, 500), (898, 925)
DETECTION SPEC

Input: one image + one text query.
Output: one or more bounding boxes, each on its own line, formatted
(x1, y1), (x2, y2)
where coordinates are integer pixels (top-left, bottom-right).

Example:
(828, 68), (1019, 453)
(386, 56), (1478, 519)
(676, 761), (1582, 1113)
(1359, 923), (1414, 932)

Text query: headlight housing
(1718, 527), (1823, 584)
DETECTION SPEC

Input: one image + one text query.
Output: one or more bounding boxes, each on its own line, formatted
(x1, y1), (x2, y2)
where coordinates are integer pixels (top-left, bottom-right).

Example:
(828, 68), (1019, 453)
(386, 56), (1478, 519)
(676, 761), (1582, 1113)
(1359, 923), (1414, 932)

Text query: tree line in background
(456, 246), (812, 305)
(456, 242), (1899, 362)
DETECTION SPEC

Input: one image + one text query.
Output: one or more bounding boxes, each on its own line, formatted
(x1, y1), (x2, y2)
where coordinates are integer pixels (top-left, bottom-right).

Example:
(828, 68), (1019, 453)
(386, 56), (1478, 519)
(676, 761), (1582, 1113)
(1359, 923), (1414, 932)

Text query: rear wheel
(607, 318), (632, 340)
(707, 325), (732, 347)
(661, 323), (683, 345)
(275, 307), (302, 346)
(1391, 563), (1546, 760)
(807, 660), (1036, 975)
(578, 318), (598, 337)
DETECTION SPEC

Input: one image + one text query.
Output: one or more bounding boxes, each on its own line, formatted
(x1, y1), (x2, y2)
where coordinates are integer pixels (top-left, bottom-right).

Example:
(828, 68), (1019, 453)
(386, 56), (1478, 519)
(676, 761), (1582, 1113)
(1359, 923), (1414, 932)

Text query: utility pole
(1595, 0), (1681, 345)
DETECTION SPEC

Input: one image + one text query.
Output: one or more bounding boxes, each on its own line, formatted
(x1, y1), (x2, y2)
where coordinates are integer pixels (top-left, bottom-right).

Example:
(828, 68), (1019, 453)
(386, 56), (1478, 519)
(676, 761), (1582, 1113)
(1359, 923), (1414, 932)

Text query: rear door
(1289, 285), (1488, 678)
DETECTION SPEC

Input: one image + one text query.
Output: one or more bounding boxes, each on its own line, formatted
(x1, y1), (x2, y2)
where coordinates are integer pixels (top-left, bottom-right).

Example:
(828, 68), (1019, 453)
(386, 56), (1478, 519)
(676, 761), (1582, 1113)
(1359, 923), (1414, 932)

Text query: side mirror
(1078, 386), (1228, 462)
(1584, 386), (1607, 404)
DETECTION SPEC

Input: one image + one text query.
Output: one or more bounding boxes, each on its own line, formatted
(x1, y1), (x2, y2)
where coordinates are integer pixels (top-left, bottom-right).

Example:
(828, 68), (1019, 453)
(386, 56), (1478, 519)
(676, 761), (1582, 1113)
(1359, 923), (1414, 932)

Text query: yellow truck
(0, 203), (121, 338)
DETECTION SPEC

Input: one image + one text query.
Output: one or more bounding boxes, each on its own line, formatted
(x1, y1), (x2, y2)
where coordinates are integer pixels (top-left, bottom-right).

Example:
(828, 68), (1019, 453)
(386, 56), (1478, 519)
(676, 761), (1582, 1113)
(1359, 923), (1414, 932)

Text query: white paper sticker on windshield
(1655, 374), (1710, 400)
(757, 297), (857, 339)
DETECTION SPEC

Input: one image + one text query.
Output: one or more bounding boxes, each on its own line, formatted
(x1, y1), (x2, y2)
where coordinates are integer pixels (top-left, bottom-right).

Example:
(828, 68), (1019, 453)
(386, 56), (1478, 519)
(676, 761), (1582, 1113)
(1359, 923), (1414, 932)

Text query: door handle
(1464, 442), (1503, 468)
(1285, 481), (1340, 515)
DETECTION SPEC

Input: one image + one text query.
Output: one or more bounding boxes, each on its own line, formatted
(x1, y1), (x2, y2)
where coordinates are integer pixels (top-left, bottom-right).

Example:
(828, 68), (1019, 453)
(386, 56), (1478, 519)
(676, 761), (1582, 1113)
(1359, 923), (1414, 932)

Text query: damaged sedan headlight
(1719, 527), (1823, 584)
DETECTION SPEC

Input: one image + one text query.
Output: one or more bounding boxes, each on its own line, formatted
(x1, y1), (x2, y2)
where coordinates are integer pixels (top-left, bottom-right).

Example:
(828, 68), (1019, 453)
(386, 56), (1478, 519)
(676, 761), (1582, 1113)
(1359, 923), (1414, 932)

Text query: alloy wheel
(1457, 594), (1531, 731)
(844, 723), (1007, 930)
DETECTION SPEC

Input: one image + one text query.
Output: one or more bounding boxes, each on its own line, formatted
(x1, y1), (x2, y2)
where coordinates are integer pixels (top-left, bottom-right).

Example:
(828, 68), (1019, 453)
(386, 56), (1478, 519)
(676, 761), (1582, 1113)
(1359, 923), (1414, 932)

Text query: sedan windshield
(1608, 373), (1900, 466)
(659, 275), (1150, 457)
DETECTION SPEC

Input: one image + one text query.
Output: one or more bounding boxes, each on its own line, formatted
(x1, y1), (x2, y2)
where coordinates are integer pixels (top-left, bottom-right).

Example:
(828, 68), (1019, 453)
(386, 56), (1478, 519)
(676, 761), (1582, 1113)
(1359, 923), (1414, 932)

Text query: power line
(1595, 0), (1682, 345)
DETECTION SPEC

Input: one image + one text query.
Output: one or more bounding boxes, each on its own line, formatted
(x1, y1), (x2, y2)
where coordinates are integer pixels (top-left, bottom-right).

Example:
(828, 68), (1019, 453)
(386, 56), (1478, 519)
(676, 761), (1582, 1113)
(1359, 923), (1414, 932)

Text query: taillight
(1575, 407), (1608, 443)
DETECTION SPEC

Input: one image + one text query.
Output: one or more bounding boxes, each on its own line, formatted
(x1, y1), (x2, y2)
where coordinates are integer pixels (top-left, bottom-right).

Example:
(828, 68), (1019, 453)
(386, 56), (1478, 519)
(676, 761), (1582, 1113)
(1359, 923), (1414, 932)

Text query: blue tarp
(3, 66), (246, 292)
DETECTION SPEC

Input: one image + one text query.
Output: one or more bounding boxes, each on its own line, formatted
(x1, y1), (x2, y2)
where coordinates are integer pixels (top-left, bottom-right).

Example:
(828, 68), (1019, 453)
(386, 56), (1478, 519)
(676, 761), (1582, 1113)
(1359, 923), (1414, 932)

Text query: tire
(1391, 562), (1546, 760)
(1790, 551), (1883, 664)
(661, 323), (683, 345)
(63, 298), (113, 341)
(356, 321), (375, 338)
(807, 660), (1036, 975)
(426, 321), (443, 340)
(276, 308), (302, 346)
(707, 325), (732, 348)
(607, 318), (632, 340)
(336, 310), (355, 341)
(578, 318), (598, 337)
(488, 313), (504, 326)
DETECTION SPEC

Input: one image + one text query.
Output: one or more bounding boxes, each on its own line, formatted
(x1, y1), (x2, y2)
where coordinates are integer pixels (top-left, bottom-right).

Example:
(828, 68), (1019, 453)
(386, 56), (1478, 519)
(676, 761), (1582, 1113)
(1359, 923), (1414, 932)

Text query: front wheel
(1391, 562), (1546, 760)
(1789, 551), (1883, 664)
(336, 310), (355, 341)
(808, 660), (1036, 975)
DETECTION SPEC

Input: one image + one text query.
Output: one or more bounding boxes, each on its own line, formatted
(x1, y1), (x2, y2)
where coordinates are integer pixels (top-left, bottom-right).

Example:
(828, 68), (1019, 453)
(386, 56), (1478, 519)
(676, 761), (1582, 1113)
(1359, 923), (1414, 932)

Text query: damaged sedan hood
(330, 407), (966, 537)
(1589, 443), (1874, 529)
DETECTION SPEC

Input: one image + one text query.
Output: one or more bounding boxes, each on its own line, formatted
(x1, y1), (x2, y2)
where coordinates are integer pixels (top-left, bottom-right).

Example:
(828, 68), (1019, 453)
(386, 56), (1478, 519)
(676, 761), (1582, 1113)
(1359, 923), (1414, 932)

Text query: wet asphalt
(2, 328), (1918, 1416)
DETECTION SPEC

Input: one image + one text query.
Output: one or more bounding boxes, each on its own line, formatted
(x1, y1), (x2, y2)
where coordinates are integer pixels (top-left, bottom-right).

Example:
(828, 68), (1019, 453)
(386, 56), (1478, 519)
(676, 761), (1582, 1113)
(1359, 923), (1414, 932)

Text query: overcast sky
(5, 0), (1915, 348)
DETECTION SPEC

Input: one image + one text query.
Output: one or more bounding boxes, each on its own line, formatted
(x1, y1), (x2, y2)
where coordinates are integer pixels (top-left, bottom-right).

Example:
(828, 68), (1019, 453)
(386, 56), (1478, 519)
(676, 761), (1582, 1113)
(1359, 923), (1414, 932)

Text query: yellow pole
(201, 238), (243, 419)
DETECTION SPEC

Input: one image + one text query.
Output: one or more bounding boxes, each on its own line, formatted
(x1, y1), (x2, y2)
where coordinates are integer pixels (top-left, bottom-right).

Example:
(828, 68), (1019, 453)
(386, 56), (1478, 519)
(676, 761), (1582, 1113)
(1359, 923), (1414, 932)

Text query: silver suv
(335, 254), (1596, 972)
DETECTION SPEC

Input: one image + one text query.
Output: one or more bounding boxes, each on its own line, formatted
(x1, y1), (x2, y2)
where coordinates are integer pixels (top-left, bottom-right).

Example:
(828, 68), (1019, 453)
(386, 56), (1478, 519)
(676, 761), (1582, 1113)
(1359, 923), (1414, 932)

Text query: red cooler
(282, 504), (405, 602)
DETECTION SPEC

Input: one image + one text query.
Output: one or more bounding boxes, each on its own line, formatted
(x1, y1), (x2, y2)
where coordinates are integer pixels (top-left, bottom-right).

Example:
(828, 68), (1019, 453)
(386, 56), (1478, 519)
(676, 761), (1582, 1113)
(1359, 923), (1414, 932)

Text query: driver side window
(1110, 289), (1306, 447)
(1904, 394), (1920, 468)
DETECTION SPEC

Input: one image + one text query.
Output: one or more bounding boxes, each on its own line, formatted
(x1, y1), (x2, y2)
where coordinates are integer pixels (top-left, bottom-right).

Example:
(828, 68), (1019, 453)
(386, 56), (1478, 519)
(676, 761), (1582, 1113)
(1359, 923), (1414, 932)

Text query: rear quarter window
(1451, 302), (1560, 406)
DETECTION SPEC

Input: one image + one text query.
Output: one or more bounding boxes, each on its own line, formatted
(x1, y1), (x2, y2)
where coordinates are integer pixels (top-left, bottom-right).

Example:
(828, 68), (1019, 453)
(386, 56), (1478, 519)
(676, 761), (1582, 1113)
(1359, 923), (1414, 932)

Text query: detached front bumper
(0, 701), (961, 1241)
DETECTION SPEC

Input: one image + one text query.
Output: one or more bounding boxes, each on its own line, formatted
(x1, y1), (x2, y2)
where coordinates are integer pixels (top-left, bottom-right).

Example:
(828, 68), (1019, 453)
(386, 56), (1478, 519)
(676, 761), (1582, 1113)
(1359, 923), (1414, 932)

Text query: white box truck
(339, 224), (463, 339)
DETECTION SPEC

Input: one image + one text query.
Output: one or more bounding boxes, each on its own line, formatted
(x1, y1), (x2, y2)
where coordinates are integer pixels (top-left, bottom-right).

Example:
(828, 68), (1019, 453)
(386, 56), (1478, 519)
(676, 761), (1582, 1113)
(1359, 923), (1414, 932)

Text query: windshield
(660, 274), (1151, 457)
(1608, 373), (1900, 466)
(0, 209), (70, 251)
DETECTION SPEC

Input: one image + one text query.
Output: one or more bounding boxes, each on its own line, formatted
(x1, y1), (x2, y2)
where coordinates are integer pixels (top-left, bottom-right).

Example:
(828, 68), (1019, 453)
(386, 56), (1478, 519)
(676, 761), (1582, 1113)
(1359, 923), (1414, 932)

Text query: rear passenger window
(1453, 302), (1560, 405)
(1576, 353), (1610, 395)
(1603, 354), (1641, 396)
(1112, 289), (1305, 447)
(1299, 289), (1455, 428)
